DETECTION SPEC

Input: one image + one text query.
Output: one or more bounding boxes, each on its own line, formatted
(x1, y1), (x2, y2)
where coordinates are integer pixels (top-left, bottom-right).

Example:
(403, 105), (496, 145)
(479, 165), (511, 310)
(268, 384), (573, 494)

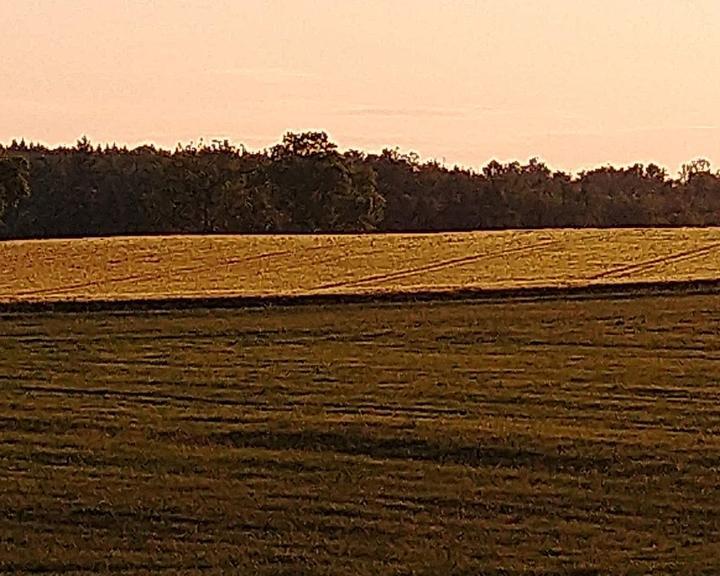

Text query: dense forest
(1, 131), (719, 239)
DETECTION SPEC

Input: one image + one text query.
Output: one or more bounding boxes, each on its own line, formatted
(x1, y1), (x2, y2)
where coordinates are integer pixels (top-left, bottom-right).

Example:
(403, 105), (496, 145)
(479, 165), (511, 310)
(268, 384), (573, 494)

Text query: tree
(679, 158), (712, 184)
(0, 156), (30, 231)
(267, 132), (384, 232)
(678, 159), (720, 225)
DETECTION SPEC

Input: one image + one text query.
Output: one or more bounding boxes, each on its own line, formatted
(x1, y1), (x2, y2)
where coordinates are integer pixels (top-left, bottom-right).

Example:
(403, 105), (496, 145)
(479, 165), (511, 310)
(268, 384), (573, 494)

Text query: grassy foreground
(2, 294), (720, 574)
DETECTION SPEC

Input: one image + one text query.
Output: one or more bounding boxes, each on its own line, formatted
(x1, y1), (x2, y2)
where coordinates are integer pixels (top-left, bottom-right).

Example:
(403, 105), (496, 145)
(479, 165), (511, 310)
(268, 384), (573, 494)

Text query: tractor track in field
(16, 384), (299, 411)
(586, 242), (720, 281)
(3, 231), (720, 312)
(4, 235), (556, 302)
(8, 244), (332, 299)
(309, 237), (562, 293)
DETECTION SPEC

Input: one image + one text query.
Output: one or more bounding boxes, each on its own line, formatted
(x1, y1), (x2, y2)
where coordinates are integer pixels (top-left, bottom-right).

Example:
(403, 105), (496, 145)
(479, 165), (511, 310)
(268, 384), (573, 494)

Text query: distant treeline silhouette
(1, 131), (719, 239)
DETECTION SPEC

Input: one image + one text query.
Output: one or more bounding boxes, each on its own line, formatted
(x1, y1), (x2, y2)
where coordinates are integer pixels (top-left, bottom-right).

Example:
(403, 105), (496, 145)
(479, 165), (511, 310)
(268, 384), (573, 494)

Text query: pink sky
(2, 0), (719, 173)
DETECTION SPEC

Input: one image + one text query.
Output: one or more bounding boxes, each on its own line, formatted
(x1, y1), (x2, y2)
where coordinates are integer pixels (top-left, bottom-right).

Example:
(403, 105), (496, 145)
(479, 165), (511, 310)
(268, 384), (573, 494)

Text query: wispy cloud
(615, 124), (719, 134)
(208, 67), (317, 82)
(538, 124), (720, 140)
(339, 106), (466, 119)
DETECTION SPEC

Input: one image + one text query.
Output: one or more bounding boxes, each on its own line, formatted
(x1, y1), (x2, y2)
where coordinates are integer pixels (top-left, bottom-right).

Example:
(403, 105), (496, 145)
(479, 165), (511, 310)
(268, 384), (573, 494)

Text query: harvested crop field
(2, 228), (720, 305)
(3, 294), (720, 574)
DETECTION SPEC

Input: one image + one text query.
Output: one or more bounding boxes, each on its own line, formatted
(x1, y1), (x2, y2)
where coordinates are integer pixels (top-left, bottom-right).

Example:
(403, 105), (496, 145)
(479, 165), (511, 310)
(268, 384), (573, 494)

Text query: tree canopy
(0, 155), (29, 224)
(1, 132), (719, 239)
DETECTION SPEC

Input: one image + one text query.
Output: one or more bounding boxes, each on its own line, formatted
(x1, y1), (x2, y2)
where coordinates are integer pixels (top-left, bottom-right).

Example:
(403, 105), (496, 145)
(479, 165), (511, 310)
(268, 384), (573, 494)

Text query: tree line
(1, 131), (719, 239)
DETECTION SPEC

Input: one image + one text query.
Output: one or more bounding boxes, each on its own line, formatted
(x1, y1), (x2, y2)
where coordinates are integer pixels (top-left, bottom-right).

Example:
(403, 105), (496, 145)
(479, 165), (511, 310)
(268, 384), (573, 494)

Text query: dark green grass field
(2, 294), (720, 574)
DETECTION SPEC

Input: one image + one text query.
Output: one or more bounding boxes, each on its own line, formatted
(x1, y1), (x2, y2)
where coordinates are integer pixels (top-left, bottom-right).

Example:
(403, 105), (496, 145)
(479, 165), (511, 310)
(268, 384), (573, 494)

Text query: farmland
(2, 228), (720, 305)
(2, 293), (720, 574)
(2, 229), (720, 574)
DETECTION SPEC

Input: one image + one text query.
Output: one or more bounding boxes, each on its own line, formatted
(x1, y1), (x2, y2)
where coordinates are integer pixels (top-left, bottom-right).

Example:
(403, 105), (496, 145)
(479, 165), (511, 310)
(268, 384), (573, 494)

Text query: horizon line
(1, 133), (714, 178)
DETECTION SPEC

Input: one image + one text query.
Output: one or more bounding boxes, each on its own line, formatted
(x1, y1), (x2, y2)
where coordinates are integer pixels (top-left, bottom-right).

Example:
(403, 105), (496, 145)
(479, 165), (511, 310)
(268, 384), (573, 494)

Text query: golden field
(1, 228), (720, 303)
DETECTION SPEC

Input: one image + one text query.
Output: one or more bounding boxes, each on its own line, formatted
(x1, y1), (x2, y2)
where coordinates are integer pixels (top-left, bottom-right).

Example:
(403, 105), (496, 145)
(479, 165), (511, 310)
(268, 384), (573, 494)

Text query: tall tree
(268, 132), (384, 232)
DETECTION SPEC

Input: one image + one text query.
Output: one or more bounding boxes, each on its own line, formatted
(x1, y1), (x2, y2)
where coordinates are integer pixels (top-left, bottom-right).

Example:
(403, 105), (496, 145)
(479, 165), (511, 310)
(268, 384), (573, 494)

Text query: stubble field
(2, 228), (720, 305)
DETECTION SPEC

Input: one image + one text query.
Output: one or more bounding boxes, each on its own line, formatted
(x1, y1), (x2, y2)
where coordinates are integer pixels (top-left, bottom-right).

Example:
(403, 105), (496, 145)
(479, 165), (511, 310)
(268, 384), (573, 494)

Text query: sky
(2, 0), (719, 173)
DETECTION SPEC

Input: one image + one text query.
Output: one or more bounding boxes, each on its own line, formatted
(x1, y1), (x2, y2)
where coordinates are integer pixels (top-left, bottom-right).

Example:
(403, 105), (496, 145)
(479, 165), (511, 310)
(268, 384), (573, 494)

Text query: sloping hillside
(2, 228), (720, 304)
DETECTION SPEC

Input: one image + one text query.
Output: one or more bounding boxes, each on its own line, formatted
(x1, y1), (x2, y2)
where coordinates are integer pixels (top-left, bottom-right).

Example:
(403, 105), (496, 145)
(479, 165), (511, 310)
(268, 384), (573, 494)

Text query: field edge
(2, 277), (720, 314)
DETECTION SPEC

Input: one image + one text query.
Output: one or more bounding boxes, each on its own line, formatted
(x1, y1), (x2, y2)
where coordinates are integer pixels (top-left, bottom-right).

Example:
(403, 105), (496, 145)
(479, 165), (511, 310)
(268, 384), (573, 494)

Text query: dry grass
(2, 228), (720, 303)
(2, 295), (720, 574)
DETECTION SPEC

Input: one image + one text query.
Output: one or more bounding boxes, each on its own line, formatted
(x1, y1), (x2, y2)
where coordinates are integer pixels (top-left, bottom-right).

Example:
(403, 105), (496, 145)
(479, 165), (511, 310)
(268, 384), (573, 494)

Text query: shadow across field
(2, 295), (720, 574)
(207, 428), (617, 473)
